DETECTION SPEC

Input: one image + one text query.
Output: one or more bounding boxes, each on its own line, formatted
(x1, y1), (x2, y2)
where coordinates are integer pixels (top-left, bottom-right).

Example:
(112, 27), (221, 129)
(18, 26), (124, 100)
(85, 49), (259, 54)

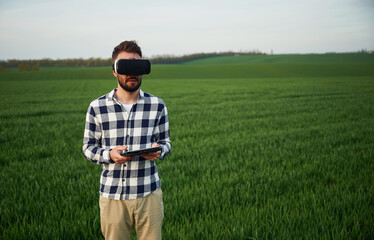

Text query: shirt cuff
(158, 145), (167, 160)
(103, 149), (115, 164)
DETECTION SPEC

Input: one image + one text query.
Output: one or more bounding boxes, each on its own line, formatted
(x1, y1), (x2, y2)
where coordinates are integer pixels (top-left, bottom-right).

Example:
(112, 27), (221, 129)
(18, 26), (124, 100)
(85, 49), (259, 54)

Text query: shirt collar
(108, 88), (144, 101)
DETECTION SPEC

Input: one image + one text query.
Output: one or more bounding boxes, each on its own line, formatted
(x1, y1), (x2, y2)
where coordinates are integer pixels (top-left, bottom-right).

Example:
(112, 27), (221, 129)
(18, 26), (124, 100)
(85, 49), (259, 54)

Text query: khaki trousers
(99, 188), (164, 240)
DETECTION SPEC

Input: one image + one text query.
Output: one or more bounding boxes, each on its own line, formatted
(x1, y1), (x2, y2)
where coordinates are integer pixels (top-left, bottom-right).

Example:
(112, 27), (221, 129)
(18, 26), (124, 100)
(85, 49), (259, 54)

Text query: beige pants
(99, 188), (164, 240)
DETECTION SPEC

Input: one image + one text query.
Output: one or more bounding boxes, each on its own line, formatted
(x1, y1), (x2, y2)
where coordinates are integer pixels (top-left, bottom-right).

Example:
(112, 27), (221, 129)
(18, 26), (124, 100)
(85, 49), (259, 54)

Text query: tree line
(150, 50), (265, 64)
(0, 51), (265, 71)
(0, 57), (112, 70)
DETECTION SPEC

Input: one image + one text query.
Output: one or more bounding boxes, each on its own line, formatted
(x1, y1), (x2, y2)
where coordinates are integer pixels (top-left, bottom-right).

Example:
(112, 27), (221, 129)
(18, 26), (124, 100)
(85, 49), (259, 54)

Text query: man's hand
(110, 146), (135, 164)
(140, 143), (161, 161)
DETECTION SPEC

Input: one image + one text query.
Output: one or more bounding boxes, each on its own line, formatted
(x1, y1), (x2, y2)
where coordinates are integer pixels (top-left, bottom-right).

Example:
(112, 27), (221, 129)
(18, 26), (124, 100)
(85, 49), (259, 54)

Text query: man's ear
(113, 70), (118, 78)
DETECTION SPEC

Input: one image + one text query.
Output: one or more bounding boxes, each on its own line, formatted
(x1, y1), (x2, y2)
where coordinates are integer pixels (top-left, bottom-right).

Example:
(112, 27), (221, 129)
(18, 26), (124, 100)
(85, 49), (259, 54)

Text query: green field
(1, 54), (373, 239)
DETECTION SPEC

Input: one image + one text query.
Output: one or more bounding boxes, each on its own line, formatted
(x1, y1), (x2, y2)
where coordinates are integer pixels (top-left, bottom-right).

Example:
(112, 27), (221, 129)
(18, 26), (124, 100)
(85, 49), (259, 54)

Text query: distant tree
(18, 64), (40, 71)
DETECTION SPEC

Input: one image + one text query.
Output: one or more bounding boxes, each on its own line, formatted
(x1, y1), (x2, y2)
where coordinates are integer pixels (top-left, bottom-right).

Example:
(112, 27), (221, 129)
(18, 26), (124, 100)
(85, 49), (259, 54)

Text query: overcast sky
(0, 0), (373, 60)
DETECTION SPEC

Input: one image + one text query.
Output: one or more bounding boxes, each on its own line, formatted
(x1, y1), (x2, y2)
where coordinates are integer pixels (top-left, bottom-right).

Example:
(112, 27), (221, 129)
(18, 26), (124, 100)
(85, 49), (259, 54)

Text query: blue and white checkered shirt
(83, 88), (171, 200)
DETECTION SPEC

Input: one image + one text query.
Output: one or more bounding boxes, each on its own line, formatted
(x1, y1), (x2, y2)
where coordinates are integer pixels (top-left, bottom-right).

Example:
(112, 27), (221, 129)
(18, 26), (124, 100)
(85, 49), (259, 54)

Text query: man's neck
(115, 86), (139, 104)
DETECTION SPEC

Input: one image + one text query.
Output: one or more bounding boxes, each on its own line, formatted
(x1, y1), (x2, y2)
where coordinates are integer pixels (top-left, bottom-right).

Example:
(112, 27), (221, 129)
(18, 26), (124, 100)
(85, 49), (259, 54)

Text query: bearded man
(83, 40), (171, 240)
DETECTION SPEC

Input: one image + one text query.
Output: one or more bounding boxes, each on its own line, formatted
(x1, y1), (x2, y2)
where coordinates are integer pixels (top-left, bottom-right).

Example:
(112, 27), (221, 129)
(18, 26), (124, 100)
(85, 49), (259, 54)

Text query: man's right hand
(110, 146), (135, 164)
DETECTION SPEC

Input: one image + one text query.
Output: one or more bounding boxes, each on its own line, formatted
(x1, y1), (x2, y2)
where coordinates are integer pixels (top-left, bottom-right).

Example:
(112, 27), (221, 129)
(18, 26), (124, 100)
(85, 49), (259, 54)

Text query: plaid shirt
(83, 88), (171, 200)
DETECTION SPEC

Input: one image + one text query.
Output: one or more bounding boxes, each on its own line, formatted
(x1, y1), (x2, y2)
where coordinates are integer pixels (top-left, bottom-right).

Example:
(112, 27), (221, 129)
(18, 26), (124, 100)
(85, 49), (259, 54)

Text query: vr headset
(113, 59), (151, 75)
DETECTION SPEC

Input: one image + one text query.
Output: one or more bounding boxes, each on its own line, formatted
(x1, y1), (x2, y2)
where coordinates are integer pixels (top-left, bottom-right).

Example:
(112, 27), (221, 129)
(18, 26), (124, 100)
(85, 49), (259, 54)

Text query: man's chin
(118, 78), (141, 92)
(124, 87), (139, 92)
(122, 83), (140, 92)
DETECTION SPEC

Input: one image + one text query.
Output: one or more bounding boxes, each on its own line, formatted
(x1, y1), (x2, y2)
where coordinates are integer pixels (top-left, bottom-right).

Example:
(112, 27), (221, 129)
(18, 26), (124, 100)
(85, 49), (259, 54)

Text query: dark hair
(112, 40), (142, 63)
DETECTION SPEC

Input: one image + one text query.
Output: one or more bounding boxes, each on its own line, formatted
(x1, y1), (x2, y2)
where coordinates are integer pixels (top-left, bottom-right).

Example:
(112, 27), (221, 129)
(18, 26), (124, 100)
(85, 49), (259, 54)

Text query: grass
(0, 53), (373, 239)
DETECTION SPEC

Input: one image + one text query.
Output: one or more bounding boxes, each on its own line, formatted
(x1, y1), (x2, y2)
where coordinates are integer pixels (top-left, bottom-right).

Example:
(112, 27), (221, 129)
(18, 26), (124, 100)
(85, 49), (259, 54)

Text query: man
(82, 40), (171, 240)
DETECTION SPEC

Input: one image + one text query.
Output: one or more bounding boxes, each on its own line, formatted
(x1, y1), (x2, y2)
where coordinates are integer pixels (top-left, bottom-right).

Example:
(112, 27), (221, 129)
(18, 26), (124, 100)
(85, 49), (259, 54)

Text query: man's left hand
(140, 143), (161, 161)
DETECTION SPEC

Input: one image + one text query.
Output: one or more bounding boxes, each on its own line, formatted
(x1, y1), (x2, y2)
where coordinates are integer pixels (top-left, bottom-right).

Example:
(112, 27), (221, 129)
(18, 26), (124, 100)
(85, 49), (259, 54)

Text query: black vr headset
(113, 59), (151, 75)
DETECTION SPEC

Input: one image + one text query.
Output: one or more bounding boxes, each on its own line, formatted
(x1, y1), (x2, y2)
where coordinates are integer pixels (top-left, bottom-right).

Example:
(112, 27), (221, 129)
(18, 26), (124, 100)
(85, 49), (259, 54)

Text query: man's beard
(117, 75), (142, 92)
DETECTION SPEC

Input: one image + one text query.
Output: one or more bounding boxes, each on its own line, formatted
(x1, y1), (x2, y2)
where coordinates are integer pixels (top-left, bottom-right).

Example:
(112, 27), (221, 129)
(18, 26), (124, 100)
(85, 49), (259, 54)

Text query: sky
(0, 0), (373, 60)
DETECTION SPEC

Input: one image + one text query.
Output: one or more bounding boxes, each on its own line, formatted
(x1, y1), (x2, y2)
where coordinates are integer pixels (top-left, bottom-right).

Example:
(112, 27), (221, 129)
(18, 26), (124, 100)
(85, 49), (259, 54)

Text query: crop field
(0, 54), (373, 239)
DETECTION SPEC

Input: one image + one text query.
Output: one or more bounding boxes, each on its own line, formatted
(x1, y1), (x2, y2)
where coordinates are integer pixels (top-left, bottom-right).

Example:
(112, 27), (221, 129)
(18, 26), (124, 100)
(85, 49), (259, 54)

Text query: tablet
(120, 146), (162, 157)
